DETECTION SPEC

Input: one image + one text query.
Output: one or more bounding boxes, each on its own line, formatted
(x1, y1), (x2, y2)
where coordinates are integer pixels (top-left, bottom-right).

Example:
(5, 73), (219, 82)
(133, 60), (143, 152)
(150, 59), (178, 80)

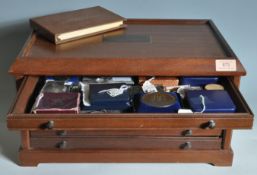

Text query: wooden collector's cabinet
(7, 19), (253, 166)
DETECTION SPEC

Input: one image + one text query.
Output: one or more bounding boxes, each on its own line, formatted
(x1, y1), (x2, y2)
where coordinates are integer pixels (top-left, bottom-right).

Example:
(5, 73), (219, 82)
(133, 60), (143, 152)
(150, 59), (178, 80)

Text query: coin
(141, 92), (176, 108)
(204, 83), (224, 90)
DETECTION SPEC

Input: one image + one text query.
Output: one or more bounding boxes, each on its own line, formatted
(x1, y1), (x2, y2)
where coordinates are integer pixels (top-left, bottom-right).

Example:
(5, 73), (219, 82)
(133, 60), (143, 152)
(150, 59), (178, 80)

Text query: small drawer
(30, 137), (222, 150)
(30, 129), (222, 137)
(7, 76), (253, 130)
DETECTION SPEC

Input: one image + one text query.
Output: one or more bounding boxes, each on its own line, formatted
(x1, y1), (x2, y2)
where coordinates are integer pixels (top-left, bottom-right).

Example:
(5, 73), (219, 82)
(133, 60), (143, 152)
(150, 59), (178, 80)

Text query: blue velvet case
(135, 92), (181, 113)
(180, 77), (219, 86)
(186, 90), (236, 113)
(81, 83), (132, 111)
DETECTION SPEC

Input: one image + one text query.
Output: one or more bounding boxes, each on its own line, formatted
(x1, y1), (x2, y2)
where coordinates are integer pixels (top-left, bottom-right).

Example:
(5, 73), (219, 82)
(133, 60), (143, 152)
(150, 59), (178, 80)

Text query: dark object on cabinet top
(30, 6), (125, 44)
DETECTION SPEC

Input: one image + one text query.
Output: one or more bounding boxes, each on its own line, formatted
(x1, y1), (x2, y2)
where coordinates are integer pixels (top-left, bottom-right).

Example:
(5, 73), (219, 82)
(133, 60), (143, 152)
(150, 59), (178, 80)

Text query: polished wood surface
(30, 6), (125, 44)
(30, 129), (222, 137)
(21, 131), (30, 150)
(30, 137), (221, 150)
(9, 19), (246, 76)
(11, 76), (38, 114)
(28, 23), (227, 58)
(7, 75), (252, 166)
(6, 19), (253, 166)
(7, 76), (253, 130)
(7, 115), (253, 130)
(19, 149), (233, 166)
(222, 129), (233, 149)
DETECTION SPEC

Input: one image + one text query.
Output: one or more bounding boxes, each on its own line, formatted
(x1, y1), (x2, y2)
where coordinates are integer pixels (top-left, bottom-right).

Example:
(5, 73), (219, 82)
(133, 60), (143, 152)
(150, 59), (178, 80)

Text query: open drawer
(7, 76), (253, 130)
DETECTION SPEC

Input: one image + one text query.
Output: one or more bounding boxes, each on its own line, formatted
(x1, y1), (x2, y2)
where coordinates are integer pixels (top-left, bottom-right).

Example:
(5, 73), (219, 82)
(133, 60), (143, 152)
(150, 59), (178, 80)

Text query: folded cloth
(186, 90), (236, 113)
(81, 83), (132, 111)
(32, 92), (80, 114)
(180, 77), (219, 86)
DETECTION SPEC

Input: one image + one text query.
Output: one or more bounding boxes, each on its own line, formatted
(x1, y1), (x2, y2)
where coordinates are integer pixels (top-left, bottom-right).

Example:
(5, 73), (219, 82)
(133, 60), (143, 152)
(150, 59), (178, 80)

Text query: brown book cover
(30, 6), (126, 44)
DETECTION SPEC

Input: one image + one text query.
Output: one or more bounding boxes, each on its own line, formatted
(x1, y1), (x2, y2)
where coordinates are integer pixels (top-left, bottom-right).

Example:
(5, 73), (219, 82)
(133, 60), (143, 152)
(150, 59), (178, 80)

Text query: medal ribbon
(98, 85), (130, 97)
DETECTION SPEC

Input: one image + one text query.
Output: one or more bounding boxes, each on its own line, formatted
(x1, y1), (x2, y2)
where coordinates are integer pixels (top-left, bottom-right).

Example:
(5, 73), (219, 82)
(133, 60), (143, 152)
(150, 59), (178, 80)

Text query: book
(30, 6), (126, 44)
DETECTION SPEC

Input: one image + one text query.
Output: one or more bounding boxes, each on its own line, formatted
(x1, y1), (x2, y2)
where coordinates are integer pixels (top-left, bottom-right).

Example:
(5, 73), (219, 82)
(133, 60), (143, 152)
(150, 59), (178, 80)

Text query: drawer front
(30, 137), (222, 150)
(30, 129), (222, 137)
(7, 76), (253, 130)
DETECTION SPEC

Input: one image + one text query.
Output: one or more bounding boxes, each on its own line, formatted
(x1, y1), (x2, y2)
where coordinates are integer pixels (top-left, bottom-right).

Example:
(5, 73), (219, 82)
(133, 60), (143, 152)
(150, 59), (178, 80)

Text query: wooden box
(7, 19), (253, 166)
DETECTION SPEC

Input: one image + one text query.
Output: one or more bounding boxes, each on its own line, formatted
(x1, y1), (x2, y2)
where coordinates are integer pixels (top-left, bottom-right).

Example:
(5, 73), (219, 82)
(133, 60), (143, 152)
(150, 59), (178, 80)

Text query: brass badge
(204, 84), (224, 90)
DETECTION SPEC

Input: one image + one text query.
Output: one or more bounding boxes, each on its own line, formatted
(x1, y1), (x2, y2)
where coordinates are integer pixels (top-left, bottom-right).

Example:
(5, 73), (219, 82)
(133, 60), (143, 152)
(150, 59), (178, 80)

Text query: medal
(204, 84), (224, 90)
(141, 92), (176, 108)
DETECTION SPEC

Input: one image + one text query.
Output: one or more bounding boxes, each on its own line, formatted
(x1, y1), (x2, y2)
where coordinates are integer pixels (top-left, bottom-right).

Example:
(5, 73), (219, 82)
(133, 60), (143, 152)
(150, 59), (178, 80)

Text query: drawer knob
(183, 129), (192, 136)
(57, 141), (67, 149)
(57, 130), (67, 136)
(181, 142), (192, 149)
(44, 120), (54, 129)
(207, 120), (216, 129)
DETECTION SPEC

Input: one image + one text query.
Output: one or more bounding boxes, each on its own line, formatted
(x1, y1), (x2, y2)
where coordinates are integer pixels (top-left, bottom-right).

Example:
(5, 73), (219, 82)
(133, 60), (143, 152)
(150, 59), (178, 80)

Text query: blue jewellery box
(135, 92), (181, 113)
(186, 90), (236, 113)
(180, 77), (219, 86)
(81, 83), (132, 111)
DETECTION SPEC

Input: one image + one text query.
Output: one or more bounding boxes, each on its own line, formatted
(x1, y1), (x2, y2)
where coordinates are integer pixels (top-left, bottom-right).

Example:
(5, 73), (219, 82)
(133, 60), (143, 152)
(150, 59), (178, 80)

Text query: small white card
(216, 59), (237, 71)
(178, 109), (193, 114)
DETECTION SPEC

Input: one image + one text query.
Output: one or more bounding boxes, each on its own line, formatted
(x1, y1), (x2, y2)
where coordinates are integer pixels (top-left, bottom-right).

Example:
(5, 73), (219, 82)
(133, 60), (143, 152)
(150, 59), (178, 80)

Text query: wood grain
(9, 19), (246, 76)
(30, 129), (222, 137)
(19, 148), (233, 166)
(6, 19), (253, 166)
(30, 137), (221, 150)
(7, 76), (253, 130)
(11, 76), (39, 114)
(21, 131), (30, 150)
